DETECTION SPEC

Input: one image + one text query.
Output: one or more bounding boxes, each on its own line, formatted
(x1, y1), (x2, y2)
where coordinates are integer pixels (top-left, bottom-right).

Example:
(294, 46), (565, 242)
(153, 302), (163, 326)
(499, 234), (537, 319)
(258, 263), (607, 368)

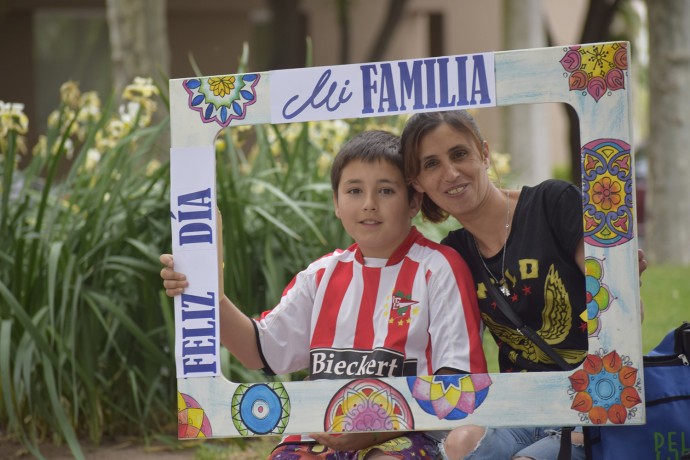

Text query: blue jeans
(444, 426), (585, 460)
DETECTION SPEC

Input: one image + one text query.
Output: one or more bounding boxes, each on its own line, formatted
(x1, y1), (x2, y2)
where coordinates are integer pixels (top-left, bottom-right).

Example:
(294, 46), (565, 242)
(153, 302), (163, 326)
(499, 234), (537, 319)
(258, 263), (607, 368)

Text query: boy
(161, 130), (487, 459)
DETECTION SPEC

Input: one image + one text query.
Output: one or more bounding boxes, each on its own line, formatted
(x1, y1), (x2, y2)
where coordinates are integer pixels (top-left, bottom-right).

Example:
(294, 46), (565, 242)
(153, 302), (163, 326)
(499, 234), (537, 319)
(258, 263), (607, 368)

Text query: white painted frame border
(169, 42), (643, 439)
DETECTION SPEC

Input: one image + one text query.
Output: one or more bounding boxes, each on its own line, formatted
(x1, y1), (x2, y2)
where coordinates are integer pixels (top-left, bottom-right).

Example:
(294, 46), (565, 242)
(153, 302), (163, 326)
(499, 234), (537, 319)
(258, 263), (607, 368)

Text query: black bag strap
(473, 250), (575, 460)
(478, 267), (574, 372)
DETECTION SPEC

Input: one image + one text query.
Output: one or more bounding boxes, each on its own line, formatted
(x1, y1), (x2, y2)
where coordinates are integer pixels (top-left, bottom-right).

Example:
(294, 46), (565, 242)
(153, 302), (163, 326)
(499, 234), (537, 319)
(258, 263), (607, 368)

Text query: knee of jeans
(441, 426), (487, 460)
(571, 430), (585, 447)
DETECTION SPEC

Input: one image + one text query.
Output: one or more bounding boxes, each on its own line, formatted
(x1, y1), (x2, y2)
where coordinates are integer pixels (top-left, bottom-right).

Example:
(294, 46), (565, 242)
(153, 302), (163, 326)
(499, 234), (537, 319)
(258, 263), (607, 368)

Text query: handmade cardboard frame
(169, 42), (644, 439)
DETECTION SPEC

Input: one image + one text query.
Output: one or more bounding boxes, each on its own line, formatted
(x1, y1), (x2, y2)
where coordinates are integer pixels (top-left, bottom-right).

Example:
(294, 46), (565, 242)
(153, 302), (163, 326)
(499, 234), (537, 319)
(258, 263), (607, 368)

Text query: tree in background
(106, 0), (170, 97)
(646, 0), (690, 265)
(551, 0), (625, 187)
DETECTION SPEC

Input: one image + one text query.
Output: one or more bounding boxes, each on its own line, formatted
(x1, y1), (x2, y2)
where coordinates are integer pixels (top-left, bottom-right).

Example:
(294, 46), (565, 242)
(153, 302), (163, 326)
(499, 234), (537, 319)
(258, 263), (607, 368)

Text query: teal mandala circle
(231, 382), (290, 435)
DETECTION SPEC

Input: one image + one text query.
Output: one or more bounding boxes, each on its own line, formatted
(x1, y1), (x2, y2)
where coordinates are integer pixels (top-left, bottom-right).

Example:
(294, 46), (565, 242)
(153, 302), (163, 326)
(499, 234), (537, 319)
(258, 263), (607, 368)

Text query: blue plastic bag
(586, 322), (690, 460)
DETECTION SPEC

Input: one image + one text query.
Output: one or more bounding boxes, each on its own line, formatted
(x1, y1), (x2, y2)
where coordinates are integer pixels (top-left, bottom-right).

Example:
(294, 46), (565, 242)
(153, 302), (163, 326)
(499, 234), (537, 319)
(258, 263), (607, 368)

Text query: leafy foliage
(0, 79), (406, 457)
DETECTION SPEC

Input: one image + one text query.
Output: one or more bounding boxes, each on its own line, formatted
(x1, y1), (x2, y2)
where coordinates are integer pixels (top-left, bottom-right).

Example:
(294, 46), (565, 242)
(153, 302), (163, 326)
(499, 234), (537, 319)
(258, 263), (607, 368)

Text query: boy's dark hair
(331, 130), (415, 201)
(400, 110), (484, 223)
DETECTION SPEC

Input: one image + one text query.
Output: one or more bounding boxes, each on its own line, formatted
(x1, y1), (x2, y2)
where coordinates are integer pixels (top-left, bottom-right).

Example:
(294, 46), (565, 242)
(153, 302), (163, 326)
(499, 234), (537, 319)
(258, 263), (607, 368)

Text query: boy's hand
(160, 254), (188, 297)
(160, 208), (224, 299)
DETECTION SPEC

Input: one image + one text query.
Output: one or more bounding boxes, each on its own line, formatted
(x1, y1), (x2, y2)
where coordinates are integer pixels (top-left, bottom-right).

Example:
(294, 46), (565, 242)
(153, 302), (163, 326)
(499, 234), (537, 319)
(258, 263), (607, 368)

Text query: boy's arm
(218, 295), (264, 369)
(214, 207), (264, 369)
(428, 252), (488, 374)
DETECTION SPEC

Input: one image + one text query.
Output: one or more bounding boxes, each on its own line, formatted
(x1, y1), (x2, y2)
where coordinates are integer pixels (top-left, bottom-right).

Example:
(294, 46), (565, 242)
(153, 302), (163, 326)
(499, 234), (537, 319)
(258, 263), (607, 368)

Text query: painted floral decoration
(184, 73), (260, 127)
(569, 351), (641, 424)
(560, 43), (627, 102)
(584, 257), (612, 337)
(324, 379), (414, 432)
(581, 138), (633, 247)
(177, 392), (212, 438)
(407, 374), (492, 420)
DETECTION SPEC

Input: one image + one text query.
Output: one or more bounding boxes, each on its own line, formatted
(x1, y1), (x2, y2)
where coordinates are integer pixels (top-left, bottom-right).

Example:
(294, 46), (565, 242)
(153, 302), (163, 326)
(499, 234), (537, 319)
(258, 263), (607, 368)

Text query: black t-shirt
(442, 179), (588, 372)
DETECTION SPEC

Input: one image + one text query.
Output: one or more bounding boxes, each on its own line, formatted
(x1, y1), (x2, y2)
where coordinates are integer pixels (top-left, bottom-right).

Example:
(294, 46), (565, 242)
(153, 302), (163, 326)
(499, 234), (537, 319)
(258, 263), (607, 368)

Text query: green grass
(481, 264), (690, 373)
(640, 264), (690, 353)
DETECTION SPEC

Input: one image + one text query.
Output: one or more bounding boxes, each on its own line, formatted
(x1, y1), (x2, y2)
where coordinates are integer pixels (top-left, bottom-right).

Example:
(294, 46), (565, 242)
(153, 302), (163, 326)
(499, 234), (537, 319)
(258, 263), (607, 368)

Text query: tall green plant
(0, 80), (174, 458)
(0, 74), (411, 457)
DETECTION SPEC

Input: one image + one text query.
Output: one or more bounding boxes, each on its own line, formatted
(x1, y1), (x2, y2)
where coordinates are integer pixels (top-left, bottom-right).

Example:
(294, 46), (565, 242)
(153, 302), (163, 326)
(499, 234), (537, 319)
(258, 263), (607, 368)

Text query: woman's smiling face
(411, 123), (491, 220)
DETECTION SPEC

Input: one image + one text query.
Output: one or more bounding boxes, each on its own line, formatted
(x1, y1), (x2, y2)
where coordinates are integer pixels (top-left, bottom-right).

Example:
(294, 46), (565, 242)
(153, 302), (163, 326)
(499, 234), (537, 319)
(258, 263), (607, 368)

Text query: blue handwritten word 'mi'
(282, 69), (354, 120)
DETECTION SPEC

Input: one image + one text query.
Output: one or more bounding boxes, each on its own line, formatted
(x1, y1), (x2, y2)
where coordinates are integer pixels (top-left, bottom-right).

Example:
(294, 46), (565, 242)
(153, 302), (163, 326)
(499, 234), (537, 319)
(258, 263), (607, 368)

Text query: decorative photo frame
(169, 42), (643, 439)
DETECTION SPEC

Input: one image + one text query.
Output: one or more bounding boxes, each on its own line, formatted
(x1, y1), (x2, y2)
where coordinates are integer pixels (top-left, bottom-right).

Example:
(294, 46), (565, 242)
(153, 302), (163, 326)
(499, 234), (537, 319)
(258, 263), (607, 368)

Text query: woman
(400, 110), (647, 460)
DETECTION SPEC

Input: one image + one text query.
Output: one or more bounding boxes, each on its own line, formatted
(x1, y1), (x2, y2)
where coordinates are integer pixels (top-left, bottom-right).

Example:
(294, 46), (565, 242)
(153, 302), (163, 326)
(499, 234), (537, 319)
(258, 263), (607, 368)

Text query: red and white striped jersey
(255, 227), (487, 378)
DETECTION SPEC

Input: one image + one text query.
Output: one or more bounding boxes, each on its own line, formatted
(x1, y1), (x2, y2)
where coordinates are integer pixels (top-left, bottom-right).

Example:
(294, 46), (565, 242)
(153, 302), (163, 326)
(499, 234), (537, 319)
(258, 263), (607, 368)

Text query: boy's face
(334, 158), (421, 259)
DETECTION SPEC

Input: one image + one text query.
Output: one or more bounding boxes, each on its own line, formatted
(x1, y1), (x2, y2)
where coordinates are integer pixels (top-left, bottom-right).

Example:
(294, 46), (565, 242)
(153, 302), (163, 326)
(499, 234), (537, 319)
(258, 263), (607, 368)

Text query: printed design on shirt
(231, 382), (290, 436)
(582, 138), (633, 248)
(483, 264), (587, 367)
(311, 348), (414, 380)
(385, 290), (419, 326)
(584, 257), (614, 337)
(183, 73), (261, 127)
(560, 42), (627, 102)
(324, 379), (414, 433)
(177, 391), (212, 438)
(407, 374), (492, 420)
(569, 350), (641, 424)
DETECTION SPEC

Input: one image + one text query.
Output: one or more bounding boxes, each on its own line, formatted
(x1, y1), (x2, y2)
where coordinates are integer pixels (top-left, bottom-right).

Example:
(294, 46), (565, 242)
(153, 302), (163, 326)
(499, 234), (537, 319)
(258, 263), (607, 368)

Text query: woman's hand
(160, 254), (188, 297)
(638, 249), (648, 276)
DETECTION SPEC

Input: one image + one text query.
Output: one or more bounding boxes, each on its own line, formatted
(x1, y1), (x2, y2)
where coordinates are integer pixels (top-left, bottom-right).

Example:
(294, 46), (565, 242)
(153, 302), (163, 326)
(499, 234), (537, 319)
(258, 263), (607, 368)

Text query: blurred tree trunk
(502, 0), (549, 186)
(336, 0), (351, 63)
(267, 0), (304, 69)
(559, 0), (622, 186)
(366, 0), (408, 62)
(645, 0), (690, 264)
(106, 0), (170, 96)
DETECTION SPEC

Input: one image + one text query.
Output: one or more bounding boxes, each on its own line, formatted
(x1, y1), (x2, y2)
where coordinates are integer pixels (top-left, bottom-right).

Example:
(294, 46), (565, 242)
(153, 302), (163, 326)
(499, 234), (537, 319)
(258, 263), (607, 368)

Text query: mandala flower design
(231, 382), (290, 436)
(325, 379), (414, 432)
(569, 351), (641, 425)
(208, 76), (236, 97)
(584, 257), (612, 337)
(591, 177), (622, 211)
(581, 138), (634, 248)
(560, 43), (627, 102)
(183, 73), (260, 127)
(177, 392), (212, 438)
(407, 374), (492, 420)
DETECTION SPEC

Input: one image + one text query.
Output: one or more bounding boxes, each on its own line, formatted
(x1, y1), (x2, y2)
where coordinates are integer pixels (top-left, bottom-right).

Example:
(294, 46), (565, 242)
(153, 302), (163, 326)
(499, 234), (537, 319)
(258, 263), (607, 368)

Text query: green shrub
(0, 79), (407, 457)
(1, 80), (175, 457)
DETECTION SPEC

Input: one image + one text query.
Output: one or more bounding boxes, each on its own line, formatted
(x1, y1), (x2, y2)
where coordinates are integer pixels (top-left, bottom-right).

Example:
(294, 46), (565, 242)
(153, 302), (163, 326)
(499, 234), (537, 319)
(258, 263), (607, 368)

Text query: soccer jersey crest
(390, 291), (418, 323)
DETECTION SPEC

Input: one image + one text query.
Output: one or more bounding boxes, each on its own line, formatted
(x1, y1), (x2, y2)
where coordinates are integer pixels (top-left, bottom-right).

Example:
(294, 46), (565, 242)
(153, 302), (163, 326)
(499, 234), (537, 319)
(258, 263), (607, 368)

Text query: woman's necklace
(473, 190), (511, 296)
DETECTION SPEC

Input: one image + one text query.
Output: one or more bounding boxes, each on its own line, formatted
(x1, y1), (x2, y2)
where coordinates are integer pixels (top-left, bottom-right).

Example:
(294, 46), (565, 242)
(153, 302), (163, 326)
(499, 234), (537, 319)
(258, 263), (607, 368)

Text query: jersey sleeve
(427, 248), (488, 374)
(253, 268), (316, 375)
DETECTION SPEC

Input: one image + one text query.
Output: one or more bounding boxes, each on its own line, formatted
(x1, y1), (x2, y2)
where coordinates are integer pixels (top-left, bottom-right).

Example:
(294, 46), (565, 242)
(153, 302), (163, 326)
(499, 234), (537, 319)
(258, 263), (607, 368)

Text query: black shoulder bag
(477, 266), (575, 460)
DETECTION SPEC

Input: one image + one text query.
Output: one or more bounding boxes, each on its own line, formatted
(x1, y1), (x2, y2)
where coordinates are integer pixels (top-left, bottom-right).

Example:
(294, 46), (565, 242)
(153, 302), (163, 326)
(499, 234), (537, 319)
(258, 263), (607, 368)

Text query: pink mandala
(560, 43), (627, 102)
(324, 379), (414, 432)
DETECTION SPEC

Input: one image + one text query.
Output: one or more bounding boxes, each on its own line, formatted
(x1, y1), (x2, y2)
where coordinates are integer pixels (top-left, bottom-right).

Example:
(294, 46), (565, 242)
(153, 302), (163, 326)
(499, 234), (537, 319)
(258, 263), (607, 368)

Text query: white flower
(84, 148), (101, 172)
